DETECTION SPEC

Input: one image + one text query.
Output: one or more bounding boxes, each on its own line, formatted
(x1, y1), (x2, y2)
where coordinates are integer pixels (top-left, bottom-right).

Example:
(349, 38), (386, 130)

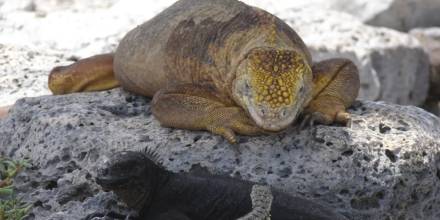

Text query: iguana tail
(48, 53), (120, 95)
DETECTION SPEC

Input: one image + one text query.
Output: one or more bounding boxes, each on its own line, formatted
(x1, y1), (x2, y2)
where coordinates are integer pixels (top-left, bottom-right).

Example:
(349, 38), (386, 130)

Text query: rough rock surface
(0, 0), (432, 107)
(280, 7), (430, 105)
(0, 89), (439, 220)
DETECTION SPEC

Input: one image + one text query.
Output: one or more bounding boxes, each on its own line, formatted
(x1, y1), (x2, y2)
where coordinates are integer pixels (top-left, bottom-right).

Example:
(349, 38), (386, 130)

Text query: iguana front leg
(237, 185), (273, 220)
(152, 84), (263, 143)
(302, 58), (360, 126)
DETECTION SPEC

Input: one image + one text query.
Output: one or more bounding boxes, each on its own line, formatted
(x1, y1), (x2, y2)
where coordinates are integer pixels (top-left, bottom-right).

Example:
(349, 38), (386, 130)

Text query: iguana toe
(231, 117), (264, 135)
(207, 125), (238, 144)
(297, 112), (332, 131)
(335, 111), (351, 125)
(207, 120), (263, 144)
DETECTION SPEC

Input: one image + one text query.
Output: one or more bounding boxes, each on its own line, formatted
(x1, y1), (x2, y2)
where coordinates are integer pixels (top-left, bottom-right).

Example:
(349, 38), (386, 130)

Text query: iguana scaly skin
(93, 150), (347, 220)
(237, 185), (273, 220)
(48, 0), (360, 143)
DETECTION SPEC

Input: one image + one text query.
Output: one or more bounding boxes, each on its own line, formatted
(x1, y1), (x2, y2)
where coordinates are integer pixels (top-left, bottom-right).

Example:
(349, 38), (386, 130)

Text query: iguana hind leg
(303, 58), (360, 126)
(48, 53), (119, 95)
(152, 84), (263, 144)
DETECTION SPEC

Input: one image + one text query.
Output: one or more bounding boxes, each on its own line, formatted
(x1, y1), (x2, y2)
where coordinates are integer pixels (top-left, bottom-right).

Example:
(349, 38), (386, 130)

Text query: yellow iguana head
(233, 47), (313, 131)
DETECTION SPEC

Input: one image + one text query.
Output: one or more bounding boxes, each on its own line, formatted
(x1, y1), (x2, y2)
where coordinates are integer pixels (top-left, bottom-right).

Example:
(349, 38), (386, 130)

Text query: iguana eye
(280, 109), (286, 117)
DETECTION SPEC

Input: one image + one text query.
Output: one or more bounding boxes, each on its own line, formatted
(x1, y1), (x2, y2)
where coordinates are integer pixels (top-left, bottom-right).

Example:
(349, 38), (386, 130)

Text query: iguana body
(95, 150), (347, 220)
(48, 0), (360, 143)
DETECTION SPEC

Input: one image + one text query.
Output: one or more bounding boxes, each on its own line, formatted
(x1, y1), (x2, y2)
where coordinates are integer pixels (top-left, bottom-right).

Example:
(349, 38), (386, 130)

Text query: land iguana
(93, 150), (348, 220)
(48, 0), (360, 143)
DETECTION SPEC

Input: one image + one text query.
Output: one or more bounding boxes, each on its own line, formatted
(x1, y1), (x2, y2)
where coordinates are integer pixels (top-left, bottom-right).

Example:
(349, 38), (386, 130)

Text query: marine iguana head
(96, 149), (165, 212)
(232, 47), (313, 131)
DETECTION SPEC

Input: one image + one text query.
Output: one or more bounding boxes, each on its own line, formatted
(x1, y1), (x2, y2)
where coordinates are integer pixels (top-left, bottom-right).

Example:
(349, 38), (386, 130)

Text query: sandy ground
(0, 0), (177, 106)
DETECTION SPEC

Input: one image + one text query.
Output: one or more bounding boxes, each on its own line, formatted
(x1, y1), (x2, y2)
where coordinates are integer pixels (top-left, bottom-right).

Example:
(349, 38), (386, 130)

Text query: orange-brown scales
(47, 0), (360, 143)
(248, 49), (311, 109)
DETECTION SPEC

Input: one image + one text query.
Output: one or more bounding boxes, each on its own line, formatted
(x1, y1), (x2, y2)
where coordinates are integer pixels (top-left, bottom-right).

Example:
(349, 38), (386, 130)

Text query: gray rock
(279, 7), (430, 105)
(0, 89), (439, 220)
(350, 0), (440, 32)
(410, 28), (440, 92)
(245, 0), (440, 31)
(277, 0), (440, 32)
(410, 28), (440, 66)
(410, 27), (440, 115)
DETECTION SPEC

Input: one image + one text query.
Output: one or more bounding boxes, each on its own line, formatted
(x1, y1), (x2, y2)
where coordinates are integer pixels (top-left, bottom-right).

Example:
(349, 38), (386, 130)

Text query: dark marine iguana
(91, 150), (347, 220)
(47, 0), (360, 143)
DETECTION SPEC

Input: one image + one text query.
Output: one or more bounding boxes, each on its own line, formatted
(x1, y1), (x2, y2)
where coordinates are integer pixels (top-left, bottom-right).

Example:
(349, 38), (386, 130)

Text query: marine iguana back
(94, 150), (347, 220)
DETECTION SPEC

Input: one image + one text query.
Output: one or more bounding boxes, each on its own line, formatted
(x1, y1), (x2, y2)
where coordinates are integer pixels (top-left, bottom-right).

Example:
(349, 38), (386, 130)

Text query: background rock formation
(410, 28), (440, 115)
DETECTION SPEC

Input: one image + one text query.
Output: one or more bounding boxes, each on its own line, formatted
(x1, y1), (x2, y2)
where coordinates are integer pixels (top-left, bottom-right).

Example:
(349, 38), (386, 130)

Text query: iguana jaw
(232, 47), (313, 131)
(246, 97), (302, 131)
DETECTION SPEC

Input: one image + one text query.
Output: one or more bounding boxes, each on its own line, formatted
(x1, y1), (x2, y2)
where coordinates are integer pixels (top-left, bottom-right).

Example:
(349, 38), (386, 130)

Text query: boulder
(335, 0), (440, 32)
(410, 27), (440, 96)
(251, 0), (440, 32)
(0, 89), (439, 220)
(278, 7), (430, 105)
(410, 27), (440, 115)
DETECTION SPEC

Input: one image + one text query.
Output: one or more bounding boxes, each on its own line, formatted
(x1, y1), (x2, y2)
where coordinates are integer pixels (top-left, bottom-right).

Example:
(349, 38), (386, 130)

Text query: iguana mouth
(96, 176), (130, 190)
(247, 103), (300, 131)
